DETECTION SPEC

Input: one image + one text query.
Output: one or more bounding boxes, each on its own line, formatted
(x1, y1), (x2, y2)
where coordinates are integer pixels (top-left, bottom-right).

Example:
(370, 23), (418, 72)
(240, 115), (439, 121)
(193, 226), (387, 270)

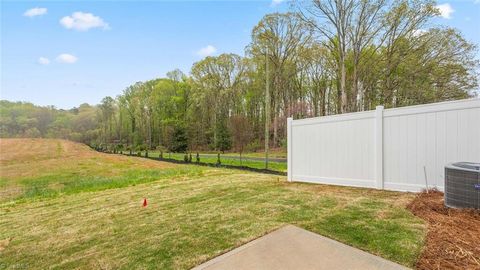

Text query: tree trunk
(340, 53), (347, 113)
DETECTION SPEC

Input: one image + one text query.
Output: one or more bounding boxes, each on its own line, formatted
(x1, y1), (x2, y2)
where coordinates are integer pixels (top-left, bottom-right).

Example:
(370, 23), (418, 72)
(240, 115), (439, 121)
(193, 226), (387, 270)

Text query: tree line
(1, 0), (478, 154)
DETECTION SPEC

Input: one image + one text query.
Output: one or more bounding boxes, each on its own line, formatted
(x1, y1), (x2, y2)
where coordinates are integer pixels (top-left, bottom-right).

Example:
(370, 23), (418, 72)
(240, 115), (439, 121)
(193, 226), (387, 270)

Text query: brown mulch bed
(407, 190), (480, 270)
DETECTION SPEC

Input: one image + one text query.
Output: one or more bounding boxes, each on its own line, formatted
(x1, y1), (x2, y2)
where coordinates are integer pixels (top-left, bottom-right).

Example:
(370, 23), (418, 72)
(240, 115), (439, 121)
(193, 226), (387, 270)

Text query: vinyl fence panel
(288, 98), (480, 192)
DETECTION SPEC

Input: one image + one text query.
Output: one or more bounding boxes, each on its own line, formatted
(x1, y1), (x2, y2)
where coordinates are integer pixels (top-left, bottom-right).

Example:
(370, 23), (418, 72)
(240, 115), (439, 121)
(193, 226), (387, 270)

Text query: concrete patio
(192, 225), (409, 270)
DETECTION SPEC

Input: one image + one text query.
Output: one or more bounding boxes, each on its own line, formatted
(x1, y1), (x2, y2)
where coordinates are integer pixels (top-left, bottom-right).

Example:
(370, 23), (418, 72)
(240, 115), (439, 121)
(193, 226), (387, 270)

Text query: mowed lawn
(143, 151), (287, 172)
(0, 139), (426, 269)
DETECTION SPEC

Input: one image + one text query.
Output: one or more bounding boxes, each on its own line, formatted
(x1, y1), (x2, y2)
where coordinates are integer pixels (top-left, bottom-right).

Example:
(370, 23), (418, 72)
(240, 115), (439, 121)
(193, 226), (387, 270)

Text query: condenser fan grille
(445, 162), (480, 209)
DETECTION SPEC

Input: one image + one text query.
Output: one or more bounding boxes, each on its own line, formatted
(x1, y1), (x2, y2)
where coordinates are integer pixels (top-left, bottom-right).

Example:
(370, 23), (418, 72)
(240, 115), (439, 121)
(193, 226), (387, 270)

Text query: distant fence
(287, 98), (480, 192)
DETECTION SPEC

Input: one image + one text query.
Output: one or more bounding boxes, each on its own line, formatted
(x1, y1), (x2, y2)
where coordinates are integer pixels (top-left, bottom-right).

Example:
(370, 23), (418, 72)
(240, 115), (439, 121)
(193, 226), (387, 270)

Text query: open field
(0, 139), (426, 269)
(0, 139), (201, 203)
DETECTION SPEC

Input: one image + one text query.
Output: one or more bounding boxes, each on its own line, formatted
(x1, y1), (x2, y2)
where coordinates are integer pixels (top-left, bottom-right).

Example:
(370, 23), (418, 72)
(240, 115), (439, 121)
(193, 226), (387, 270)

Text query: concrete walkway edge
(192, 225), (410, 270)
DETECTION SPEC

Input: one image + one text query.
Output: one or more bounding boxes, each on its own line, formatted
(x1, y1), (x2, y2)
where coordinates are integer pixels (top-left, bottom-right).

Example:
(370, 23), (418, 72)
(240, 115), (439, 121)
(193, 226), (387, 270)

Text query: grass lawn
(0, 139), (426, 269)
(225, 147), (286, 159)
(197, 147), (287, 159)
(152, 147), (287, 159)
(140, 151), (287, 172)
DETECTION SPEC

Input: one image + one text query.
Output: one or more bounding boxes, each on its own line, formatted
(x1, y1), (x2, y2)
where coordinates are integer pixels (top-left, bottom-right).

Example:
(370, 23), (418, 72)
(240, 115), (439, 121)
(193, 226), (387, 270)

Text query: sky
(1, 0), (479, 109)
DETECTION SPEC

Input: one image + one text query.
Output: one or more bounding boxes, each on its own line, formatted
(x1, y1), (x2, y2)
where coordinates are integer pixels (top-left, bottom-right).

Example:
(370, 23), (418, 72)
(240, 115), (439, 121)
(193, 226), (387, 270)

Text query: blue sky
(1, 0), (479, 109)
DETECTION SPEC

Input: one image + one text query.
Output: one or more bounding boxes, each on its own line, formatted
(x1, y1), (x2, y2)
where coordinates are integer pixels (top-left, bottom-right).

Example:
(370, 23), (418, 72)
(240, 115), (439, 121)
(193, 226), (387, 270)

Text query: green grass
(0, 139), (426, 269)
(138, 151), (287, 172)
(224, 150), (286, 159)
(150, 148), (287, 159)
(196, 149), (287, 159)
(0, 172), (425, 269)
(15, 166), (205, 202)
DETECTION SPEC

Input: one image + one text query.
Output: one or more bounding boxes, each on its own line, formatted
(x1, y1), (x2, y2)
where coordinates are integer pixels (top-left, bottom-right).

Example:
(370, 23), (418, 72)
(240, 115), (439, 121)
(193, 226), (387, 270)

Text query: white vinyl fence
(287, 98), (480, 192)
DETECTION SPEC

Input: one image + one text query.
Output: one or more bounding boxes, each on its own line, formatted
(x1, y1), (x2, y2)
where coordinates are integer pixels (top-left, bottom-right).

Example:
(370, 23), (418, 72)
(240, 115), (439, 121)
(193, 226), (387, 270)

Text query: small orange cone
(143, 198), (147, 207)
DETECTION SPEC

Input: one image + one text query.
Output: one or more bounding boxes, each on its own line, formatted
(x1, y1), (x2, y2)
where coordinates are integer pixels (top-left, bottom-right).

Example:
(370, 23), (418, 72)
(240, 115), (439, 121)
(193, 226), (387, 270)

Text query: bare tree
(348, 0), (387, 111)
(249, 12), (313, 146)
(230, 115), (252, 165)
(297, 0), (355, 113)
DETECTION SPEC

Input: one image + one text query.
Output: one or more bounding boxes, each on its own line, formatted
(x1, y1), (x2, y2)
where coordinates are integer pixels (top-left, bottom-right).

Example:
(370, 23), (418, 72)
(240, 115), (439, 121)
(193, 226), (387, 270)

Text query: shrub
(184, 154), (189, 162)
(216, 153), (221, 166)
(24, 127), (41, 138)
(136, 144), (147, 152)
(246, 140), (261, 152)
(113, 144), (123, 154)
(145, 150), (148, 158)
(189, 153), (192, 163)
(279, 138), (287, 149)
(159, 151), (163, 159)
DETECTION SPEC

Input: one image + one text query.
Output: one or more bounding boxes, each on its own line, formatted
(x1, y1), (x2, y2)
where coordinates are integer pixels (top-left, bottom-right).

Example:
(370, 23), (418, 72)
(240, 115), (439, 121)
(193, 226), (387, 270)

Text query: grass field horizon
(0, 138), (426, 269)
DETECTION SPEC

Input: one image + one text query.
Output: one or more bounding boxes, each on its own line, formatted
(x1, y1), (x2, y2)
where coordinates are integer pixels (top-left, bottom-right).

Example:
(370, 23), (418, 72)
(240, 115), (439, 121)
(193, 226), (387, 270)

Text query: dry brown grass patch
(0, 237), (11, 251)
(0, 138), (177, 179)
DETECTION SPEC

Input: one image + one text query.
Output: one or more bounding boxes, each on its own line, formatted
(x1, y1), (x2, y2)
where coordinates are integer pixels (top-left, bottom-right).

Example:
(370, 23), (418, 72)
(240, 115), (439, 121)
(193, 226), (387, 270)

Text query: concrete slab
(192, 225), (410, 270)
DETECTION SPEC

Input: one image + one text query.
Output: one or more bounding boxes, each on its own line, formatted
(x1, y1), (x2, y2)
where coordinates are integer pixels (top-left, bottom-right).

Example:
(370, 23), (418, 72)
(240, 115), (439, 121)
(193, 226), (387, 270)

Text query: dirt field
(407, 190), (480, 270)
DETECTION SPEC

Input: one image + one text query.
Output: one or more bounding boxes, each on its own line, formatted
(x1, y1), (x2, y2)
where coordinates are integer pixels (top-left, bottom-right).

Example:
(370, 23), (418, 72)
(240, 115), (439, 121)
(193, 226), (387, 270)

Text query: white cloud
(23, 7), (47, 17)
(37, 57), (50, 65)
(271, 0), (284, 6)
(435, 3), (454, 19)
(56, 54), (78, 64)
(413, 29), (427, 37)
(197, 45), (217, 57)
(60, 12), (109, 31)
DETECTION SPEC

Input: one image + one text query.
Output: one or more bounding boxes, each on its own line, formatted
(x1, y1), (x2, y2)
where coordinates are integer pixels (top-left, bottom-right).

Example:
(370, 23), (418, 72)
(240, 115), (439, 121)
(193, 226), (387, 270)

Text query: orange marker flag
(143, 198), (147, 207)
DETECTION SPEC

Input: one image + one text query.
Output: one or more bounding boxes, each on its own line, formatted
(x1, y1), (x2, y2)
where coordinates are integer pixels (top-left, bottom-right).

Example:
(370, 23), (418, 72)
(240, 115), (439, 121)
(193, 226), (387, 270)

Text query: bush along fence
(92, 147), (286, 176)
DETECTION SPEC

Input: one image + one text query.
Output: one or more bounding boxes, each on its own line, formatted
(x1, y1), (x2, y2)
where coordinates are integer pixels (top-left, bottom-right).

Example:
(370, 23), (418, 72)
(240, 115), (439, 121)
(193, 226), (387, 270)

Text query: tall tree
(249, 12), (313, 146)
(99, 96), (115, 145)
(297, 0), (355, 113)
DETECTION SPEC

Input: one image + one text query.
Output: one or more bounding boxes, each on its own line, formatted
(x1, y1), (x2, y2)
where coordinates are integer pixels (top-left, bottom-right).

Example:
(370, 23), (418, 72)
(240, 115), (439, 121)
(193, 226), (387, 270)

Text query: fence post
(375, 106), (384, 189)
(287, 117), (293, 182)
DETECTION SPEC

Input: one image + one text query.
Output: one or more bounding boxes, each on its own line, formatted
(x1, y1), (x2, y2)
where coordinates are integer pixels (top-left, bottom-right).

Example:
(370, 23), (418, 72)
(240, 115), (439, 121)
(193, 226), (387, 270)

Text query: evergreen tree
(170, 124), (188, 152)
(215, 120), (232, 152)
